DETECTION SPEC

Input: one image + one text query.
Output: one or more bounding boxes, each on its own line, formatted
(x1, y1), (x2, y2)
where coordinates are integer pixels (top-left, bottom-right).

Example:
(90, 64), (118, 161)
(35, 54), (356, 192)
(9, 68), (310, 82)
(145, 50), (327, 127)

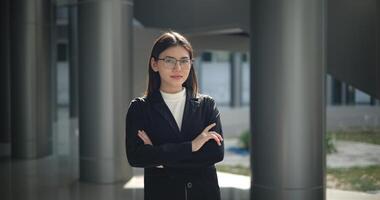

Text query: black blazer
(125, 88), (224, 200)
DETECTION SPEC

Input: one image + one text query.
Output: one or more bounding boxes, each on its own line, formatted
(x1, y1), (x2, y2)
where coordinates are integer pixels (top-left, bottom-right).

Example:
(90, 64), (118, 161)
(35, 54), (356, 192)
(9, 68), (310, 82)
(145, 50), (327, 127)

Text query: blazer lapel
(180, 89), (200, 134)
(150, 91), (181, 135)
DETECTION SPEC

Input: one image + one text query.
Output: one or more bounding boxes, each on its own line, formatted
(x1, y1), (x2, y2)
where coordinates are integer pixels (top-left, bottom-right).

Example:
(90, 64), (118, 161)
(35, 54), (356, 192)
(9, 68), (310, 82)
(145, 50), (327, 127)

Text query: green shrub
(326, 133), (337, 154)
(239, 130), (251, 150)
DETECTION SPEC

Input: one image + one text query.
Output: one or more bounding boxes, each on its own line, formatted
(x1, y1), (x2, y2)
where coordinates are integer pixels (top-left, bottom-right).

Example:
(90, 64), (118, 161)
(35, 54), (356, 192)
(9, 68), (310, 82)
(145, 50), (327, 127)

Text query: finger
(137, 130), (143, 137)
(138, 131), (150, 142)
(210, 133), (221, 145)
(137, 132), (148, 143)
(139, 131), (150, 142)
(139, 131), (153, 145)
(137, 131), (146, 141)
(138, 130), (147, 137)
(203, 123), (216, 132)
(215, 133), (223, 142)
(209, 131), (223, 141)
(140, 135), (150, 145)
(140, 130), (151, 139)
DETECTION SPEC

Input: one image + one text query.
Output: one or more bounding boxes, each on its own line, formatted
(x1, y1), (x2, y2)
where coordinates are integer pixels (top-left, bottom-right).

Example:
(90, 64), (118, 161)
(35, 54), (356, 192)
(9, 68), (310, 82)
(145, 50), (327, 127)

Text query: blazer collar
(148, 88), (200, 135)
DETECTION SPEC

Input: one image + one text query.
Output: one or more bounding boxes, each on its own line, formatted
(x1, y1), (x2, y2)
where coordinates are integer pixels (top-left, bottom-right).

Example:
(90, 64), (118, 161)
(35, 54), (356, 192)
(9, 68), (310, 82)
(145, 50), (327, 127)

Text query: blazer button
(187, 182), (192, 188)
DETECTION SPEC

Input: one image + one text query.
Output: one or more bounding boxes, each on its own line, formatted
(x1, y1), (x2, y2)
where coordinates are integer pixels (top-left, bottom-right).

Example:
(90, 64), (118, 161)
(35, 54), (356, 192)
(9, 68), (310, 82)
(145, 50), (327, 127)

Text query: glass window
(241, 54), (250, 105)
(57, 43), (68, 62)
(199, 51), (231, 106)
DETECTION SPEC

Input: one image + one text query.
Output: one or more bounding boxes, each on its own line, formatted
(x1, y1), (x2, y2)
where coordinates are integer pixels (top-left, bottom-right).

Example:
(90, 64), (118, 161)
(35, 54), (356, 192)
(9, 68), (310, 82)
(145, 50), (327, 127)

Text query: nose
(173, 61), (182, 71)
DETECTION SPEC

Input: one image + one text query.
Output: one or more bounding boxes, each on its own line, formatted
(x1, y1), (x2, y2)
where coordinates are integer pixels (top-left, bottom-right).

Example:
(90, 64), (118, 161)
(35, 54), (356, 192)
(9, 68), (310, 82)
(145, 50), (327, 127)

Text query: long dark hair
(145, 31), (199, 98)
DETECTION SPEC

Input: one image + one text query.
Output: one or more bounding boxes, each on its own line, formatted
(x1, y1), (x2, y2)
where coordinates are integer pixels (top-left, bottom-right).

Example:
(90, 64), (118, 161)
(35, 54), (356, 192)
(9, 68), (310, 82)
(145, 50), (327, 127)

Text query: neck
(160, 86), (183, 94)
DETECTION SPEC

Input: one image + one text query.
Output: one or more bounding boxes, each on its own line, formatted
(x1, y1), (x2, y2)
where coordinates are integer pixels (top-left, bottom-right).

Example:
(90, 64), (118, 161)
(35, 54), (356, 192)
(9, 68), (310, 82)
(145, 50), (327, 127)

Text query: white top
(160, 87), (186, 131)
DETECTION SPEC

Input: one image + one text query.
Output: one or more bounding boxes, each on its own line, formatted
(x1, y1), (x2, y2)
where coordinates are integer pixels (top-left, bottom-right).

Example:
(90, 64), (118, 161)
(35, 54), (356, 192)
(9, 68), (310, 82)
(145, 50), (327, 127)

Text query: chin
(171, 82), (185, 88)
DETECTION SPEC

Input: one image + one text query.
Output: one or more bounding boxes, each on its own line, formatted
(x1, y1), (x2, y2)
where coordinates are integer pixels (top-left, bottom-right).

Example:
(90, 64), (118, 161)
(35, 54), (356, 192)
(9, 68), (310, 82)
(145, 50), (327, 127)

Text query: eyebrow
(165, 56), (190, 59)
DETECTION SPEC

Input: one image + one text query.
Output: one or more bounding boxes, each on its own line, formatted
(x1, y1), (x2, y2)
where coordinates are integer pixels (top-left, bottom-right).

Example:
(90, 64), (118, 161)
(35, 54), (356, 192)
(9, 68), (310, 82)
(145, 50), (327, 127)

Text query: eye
(180, 59), (190, 65)
(164, 57), (176, 64)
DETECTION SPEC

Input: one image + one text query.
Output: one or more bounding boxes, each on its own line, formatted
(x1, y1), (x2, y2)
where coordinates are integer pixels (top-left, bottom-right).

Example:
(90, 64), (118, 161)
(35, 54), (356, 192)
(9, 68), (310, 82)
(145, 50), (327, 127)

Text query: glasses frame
(157, 56), (194, 70)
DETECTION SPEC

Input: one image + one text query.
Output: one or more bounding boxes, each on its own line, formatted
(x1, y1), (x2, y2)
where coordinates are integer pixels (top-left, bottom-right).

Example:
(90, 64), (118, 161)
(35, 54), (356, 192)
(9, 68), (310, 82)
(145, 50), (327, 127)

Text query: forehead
(159, 46), (190, 58)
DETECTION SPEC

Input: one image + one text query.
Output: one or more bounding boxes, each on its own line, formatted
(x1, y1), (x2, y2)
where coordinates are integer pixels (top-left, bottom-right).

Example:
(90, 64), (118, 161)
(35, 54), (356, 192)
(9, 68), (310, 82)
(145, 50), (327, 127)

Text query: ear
(150, 57), (158, 72)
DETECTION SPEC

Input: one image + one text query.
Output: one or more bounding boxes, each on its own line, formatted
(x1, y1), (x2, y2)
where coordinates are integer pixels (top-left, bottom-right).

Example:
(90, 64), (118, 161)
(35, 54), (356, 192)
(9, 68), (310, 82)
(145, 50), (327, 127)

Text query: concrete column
(326, 75), (332, 106)
(0, 2), (11, 198)
(0, 0), (11, 145)
(51, 4), (58, 123)
(69, 6), (79, 118)
(10, 0), (53, 158)
(341, 82), (347, 105)
(231, 52), (242, 107)
(77, 0), (133, 183)
(332, 78), (342, 105)
(250, 0), (326, 199)
(345, 85), (355, 105)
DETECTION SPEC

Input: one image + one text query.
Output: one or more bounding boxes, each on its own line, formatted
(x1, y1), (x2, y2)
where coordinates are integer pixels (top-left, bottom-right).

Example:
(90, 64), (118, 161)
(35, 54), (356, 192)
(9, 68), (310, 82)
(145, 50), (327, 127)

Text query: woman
(125, 31), (224, 200)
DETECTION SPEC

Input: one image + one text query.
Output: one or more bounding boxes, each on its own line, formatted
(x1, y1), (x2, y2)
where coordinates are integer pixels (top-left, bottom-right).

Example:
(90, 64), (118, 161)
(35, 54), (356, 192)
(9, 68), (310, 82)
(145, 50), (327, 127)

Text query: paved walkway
(327, 141), (380, 168)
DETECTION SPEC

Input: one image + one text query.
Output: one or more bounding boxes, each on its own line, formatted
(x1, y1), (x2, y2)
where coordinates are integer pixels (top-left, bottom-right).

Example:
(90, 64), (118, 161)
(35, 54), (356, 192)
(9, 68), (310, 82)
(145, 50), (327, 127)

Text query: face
(151, 46), (192, 93)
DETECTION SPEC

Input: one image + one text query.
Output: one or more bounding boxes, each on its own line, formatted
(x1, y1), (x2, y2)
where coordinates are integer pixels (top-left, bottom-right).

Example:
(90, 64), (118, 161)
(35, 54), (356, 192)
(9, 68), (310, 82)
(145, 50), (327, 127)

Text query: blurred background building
(1, 0), (380, 200)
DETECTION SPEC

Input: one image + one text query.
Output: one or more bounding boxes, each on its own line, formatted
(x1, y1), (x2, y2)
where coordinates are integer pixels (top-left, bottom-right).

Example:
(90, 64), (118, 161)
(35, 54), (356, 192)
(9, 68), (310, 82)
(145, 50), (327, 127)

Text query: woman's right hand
(191, 123), (223, 152)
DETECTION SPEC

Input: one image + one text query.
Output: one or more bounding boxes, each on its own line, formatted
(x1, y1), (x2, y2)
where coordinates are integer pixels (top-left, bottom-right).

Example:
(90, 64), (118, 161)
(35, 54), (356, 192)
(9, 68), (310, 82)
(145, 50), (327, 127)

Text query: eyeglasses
(157, 57), (193, 70)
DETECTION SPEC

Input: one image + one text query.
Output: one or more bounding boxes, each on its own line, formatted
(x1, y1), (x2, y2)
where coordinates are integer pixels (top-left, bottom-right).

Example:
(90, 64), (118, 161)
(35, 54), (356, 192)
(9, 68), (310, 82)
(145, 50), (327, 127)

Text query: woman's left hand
(137, 130), (153, 145)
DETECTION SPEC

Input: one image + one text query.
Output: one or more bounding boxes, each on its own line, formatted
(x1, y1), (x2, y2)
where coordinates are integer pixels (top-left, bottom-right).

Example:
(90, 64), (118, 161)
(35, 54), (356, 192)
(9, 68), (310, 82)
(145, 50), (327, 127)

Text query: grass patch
(328, 129), (380, 145)
(327, 165), (380, 192)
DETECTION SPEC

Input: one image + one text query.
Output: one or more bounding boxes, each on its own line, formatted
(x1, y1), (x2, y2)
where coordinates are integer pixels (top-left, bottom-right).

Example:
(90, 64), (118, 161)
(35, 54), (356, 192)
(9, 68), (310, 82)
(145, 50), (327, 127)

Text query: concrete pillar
(0, 1), (11, 198)
(69, 6), (79, 118)
(332, 78), (342, 105)
(77, 0), (133, 183)
(341, 82), (347, 105)
(10, 0), (53, 158)
(231, 52), (242, 107)
(345, 85), (355, 105)
(250, 0), (326, 199)
(0, 0), (11, 145)
(326, 75), (332, 106)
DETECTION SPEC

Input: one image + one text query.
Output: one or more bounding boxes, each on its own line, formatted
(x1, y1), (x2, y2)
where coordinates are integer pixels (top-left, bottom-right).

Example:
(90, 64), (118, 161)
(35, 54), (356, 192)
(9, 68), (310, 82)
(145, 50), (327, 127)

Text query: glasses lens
(161, 57), (192, 69)
(179, 59), (191, 66)
(164, 57), (176, 66)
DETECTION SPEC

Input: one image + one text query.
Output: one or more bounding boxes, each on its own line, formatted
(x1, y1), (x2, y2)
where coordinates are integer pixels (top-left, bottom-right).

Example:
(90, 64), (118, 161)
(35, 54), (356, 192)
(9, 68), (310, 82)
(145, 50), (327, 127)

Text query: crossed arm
(137, 123), (222, 152)
(125, 99), (224, 168)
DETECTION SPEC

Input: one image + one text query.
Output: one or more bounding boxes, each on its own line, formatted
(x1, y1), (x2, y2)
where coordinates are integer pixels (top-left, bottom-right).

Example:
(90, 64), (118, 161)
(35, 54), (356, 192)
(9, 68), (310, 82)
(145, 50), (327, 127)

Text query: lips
(170, 75), (183, 79)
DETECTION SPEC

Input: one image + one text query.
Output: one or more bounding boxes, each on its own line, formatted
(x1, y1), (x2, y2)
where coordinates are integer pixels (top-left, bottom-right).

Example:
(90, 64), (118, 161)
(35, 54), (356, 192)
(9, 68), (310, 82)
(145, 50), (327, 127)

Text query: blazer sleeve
(165, 97), (224, 168)
(125, 98), (194, 168)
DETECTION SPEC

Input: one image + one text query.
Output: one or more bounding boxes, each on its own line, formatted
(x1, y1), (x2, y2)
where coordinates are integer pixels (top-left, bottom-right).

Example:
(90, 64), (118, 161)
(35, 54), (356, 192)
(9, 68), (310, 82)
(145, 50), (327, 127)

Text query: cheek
(158, 73), (168, 81)
(184, 70), (191, 78)
(160, 71), (172, 79)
